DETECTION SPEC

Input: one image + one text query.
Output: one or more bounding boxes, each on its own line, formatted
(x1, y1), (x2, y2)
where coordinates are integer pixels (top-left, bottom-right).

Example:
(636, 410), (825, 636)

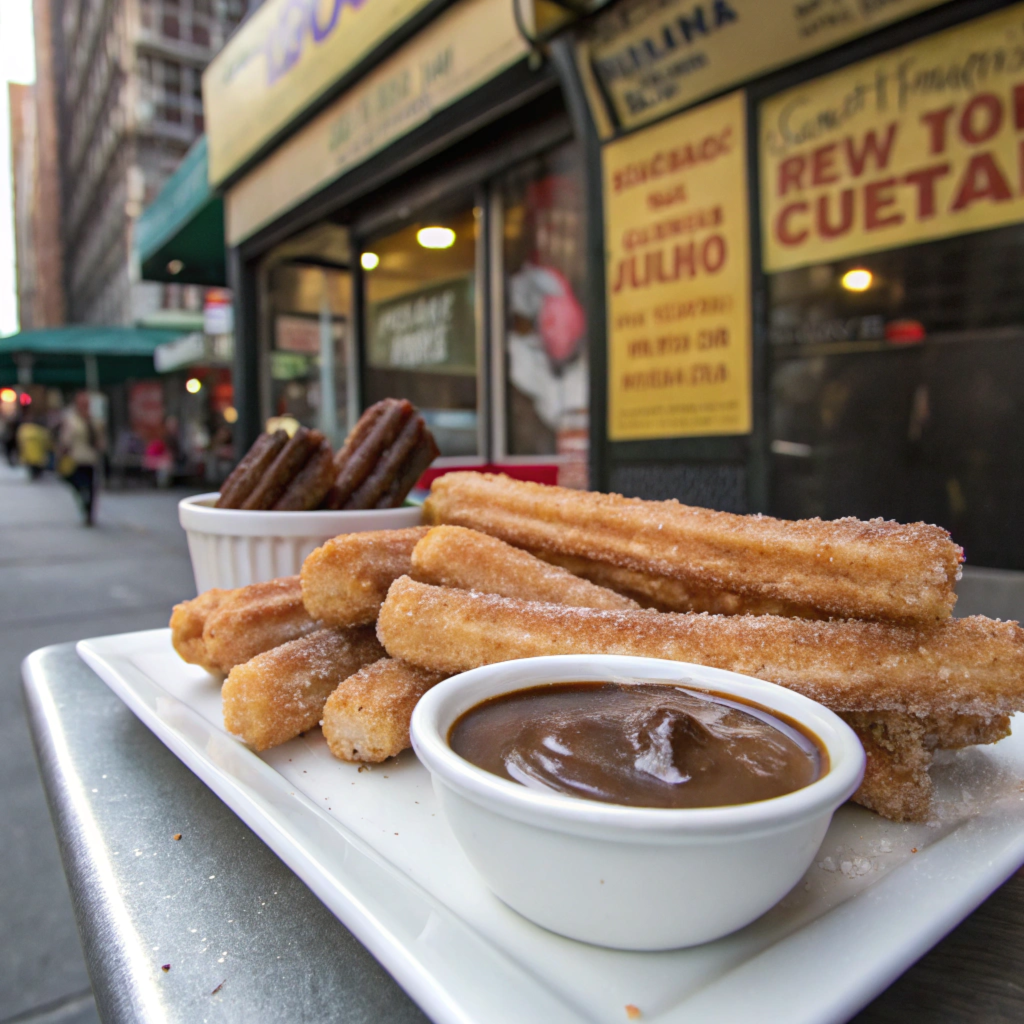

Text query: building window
(362, 201), (480, 457)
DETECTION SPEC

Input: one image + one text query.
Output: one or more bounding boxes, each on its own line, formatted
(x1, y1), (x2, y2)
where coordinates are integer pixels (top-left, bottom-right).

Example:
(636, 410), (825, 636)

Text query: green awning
(0, 324), (184, 357)
(0, 325), (186, 387)
(135, 135), (226, 286)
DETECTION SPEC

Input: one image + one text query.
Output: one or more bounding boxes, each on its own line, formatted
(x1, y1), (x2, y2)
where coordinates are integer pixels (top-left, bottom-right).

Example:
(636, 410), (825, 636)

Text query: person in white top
(58, 391), (104, 525)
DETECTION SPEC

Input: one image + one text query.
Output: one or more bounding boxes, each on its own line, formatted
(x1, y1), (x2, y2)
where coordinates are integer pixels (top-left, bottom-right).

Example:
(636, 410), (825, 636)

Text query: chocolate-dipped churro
(216, 431), (287, 509)
(243, 427), (323, 510)
(273, 437), (336, 511)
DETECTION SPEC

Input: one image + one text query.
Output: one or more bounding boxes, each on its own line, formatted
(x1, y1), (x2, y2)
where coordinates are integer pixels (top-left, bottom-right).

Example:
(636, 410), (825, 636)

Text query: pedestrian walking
(16, 414), (51, 480)
(58, 391), (105, 525)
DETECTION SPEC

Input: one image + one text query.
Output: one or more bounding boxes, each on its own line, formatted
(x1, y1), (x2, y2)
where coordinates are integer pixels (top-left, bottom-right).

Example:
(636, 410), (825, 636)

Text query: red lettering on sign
(775, 202), (809, 246)
(960, 93), (1003, 145)
(778, 155), (806, 197)
(811, 143), (840, 186)
(816, 190), (854, 238)
(903, 164), (950, 219)
(920, 106), (954, 156)
(951, 152), (1013, 210)
(844, 123), (898, 177)
(864, 177), (904, 230)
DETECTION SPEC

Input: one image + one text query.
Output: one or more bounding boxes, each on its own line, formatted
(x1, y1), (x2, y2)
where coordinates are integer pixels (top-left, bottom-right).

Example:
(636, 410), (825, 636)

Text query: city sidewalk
(0, 464), (200, 1024)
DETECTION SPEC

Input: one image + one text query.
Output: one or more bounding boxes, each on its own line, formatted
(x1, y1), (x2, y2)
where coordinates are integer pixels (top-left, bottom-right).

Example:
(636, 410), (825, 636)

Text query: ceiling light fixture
(167, 259), (184, 275)
(841, 268), (873, 292)
(416, 226), (455, 249)
(186, 377), (202, 394)
(360, 252), (380, 270)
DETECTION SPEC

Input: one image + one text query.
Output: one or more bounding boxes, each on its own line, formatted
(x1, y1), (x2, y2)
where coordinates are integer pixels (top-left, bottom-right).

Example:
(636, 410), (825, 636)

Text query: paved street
(0, 463), (200, 1024)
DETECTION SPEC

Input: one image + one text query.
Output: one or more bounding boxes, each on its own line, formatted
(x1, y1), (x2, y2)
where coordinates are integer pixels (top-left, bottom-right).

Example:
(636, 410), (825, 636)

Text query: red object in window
(537, 267), (585, 364)
(885, 319), (926, 345)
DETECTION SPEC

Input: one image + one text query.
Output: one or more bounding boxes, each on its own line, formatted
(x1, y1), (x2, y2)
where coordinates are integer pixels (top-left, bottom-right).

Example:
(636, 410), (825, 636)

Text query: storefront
(191, 0), (1024, 566)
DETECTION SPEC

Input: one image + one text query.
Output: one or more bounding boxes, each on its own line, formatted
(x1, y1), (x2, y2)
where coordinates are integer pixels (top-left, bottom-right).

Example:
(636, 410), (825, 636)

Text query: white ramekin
(178, 493), (423, 592)
(411, 655), (865, 951)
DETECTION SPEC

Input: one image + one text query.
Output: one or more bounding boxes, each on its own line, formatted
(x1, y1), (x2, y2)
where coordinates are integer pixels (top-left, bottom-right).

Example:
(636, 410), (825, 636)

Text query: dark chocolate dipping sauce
(449, 682), (825, 809)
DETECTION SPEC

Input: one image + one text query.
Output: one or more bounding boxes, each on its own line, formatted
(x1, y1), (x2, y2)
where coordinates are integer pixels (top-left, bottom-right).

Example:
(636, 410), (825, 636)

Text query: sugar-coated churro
(321, 658), (446, 763)
(202, 576), (320, 673)
(412, 526), (638, 610)
(170, 588), (229, 673)
(301, 526), (428, 627)
(222, 627), (383, 751)
(536, 551), (823, 617)
(424, 472), (963, 623)
(378, 578), (1024, 718)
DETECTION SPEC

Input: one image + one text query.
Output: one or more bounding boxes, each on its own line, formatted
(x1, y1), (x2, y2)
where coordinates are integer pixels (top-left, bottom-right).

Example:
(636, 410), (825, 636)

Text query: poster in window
(604, 89), (751, 440)
(367, 276), (476, 375)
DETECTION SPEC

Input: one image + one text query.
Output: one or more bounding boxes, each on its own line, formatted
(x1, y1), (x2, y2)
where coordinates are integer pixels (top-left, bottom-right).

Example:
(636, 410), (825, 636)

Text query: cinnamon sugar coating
(301, 527), (428, 628)
(222, 627), (383, 751)
(169, 588), (229, 673)
(424, 473), (963, 624)
(321, 658), (446, 763)
(411, 526), (638, 611)
(202, 576), (319, 673)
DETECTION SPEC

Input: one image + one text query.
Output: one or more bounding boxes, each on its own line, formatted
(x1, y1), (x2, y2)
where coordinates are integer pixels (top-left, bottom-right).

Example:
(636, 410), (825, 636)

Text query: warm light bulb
(223, 405), (238, 423)
(416, 226), (455, 249)
(167, 259), (184, 275)
(186, 377), (202, 394)
(841, 268), (872, 292)
(0, 388), (16, 404)
(360, 252), (380, 270)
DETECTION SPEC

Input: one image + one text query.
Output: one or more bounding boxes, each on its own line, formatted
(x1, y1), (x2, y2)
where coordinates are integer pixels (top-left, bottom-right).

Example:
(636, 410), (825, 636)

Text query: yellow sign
(761, 4), (1024, 272)
(605, 90), (751, 440)
(203, 0), (437, 185)
(583, 0), (948, 133)
(226, 0), (528, 244)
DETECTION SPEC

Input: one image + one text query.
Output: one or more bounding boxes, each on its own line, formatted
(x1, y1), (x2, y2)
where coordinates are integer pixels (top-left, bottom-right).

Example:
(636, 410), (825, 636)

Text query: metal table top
(23, 642), (1024, 1024)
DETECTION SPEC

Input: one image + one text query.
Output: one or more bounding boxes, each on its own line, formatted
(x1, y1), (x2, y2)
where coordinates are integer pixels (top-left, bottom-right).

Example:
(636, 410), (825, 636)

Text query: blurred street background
(0, 463), (198, 1024)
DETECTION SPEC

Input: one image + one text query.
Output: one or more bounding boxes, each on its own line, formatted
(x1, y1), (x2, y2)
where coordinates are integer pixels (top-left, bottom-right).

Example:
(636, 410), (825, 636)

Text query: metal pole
(84, 353), (99, 392)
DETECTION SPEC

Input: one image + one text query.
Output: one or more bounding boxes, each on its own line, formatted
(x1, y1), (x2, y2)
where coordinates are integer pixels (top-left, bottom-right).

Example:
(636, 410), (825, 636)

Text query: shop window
(362, 202), (479, 457)
(767, 223), (1024, 569)
(266, 262), (352, 445)
(499, 143), (588, 485)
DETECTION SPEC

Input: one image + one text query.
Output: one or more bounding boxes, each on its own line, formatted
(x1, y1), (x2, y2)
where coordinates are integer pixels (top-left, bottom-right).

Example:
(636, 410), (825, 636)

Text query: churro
(412, 526), (638, 610)
(424, 473), (963, 623)
(243, 427), (324, 510)
(170, 588), (229, 673)
(216, 430), (288, 509)
(321, 658), (446, 763)
(323, 399), (438, 510)
(222, 627), (383, 751)
(301, 527), (428, 627)
(272, 436), (336, 511)
(202, 576), (320, 673)
(536, 551), (823, 617)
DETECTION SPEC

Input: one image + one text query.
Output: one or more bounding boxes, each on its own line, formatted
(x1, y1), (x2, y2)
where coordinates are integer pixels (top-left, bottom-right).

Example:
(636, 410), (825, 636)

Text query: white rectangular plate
(79, 629), (1024, 1024)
